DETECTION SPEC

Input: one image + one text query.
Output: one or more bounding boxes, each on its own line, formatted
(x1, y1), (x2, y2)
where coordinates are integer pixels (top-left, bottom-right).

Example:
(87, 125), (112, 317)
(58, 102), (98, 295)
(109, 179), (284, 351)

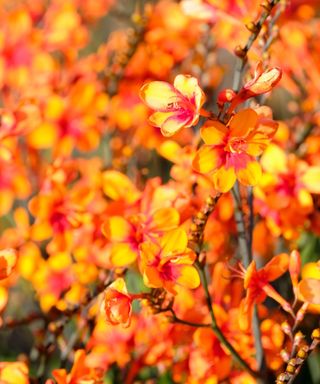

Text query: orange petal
(229, 109), (258, 138)
(0, 249), (17, 280)
(192, 145), (223, 174)
(245, 66), (282, 95)
(143, 266), (163, 288)
(298, 279), (320, 305)
(140, 81), (180, 111)
(263, 253), (289, 281)
(200, 122), (227, 145)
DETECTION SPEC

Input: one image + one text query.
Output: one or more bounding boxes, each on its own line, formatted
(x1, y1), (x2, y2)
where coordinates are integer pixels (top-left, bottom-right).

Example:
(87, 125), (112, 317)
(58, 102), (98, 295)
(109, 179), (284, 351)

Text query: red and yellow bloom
(193, 108), (278, 192)
(140, 74), (206, 136)
(242, 253), (293, 317)
(139, 228), (200, 294)
(102, 278), (133, 328)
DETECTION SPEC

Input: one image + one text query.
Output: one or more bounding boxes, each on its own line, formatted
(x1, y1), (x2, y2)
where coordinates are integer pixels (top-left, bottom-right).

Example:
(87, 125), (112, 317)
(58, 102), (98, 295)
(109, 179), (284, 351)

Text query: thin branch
(232, 182), (267, 378)
(195, 259), (259, 379)
(168, 308), (211, 328)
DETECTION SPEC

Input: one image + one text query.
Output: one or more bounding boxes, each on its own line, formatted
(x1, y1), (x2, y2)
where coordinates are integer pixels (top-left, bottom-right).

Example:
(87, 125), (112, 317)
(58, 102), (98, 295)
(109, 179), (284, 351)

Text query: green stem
(195, 260), (259, 379)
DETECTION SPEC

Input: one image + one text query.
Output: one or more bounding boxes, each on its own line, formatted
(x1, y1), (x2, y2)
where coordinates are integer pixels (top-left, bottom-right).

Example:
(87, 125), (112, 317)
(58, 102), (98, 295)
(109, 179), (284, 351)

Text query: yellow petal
(158, 140), (181, 162)
(149, 111), (175, 127)
(0, 286), (8, 312)
(301, 167), (320, 193)
(297, 188), (313, 208)
(173, 74), (205, 108)
(30, 221), (53, 241)
(298, 279), (320, 304)
(160, 228), (188, 255)
(102, 170), (140, 203)
(102, 216), (131, 241)
(176, 265), (200, 289)
(27, 122), (58, 149)
(192, 145), (223, 174)
(149, 208), (180, 232)
(160, 113), (191, 137)
(200, 122), (227, 145)
(260, 144), (287, 173)
(109, 277), (128, 294)
(236, 161), (262, 186)
(110, 243), (137, 267)
(140, 81), (180, 111)
(229, 109), (258, 138)
(0, 248), (17, 280)
(212, 166), (236, 192)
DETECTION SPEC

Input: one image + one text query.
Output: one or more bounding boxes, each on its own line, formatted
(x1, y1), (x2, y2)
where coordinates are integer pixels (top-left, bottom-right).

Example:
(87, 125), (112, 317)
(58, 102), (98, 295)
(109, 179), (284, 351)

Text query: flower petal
(263, 253), (289, 281)
(102, 216), (132, 241)
(212, 166), (236, 192)
(301, 167), (320, 193)
(149, 207), (180, 232)
(298, 279), (320, 305)
(160, 112), (192, 136)
(192, 145), (223, 174)
(173, 74), (205, 108)
(236, 160), (262, 187)
(200, 122), (227, 145)
(160, 228), (188, 255)
(0, 249), (17, 280)
(110, 243), (137, 267)
(175, 265), (200, 289)
(229, 109), (258, 138)
(140, 81), (180, 111)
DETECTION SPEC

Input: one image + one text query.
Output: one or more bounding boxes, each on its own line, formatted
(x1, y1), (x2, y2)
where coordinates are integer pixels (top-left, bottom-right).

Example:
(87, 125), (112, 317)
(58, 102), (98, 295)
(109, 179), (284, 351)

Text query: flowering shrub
(0, 1), (320, 383)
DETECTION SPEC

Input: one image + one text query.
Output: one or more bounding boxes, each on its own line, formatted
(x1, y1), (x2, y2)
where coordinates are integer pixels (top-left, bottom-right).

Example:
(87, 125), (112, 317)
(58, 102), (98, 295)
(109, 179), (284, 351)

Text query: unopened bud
(217, 89), (237, 105)
(311, 328), (320, 341)
(281, 321), (292, 336)
(261, 1), (272, 12)
(297, 346), (309, 359)
(234, 45), (247, 58)
(293, 331), (304, 345)
(246, 22), (259, 33)
(280, 349), (289, 362)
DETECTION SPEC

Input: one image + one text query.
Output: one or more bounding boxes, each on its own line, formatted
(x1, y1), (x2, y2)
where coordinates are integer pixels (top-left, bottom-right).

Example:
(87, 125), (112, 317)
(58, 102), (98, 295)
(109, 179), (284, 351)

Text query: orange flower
(193, 108), (277, 192)
(0, 361), (29, 384)
(102, 207), (180, 267)
(140, 74), (206, 136)
(52, 349), (103, 384)
(102, 278), (133, 328)
(298, 262), (320, 310)
(241, 253), (294, 316)
(241, 62), (282, 97)
(0, 249), (17, 280)
(228, 63), (282, 112)
(139, 228), (200, 294)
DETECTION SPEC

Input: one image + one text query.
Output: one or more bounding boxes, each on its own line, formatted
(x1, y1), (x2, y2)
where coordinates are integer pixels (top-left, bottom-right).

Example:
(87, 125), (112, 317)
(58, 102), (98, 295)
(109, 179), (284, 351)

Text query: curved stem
(195, 259), (259, 379)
